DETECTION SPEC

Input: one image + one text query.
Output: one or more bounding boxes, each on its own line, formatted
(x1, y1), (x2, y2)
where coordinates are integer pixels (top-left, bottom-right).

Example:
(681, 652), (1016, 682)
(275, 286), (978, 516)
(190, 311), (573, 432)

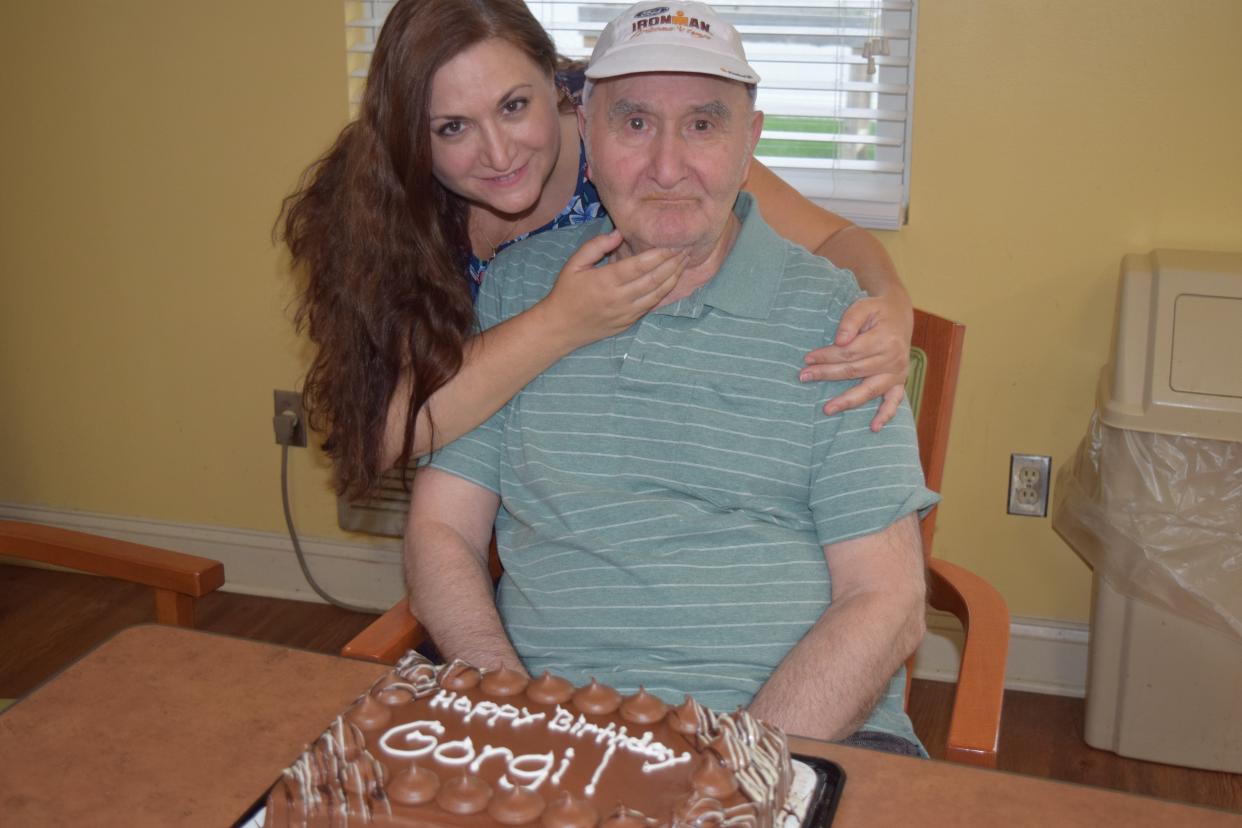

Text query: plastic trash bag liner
(1052, 411), (1242, 644)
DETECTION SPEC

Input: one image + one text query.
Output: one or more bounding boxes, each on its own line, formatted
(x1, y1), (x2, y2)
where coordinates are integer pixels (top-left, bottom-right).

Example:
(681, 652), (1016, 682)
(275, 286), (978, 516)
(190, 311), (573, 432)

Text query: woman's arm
(745, 161), (913, 430)
(381, 302), (578, 469)
(380, 231), (685, 469)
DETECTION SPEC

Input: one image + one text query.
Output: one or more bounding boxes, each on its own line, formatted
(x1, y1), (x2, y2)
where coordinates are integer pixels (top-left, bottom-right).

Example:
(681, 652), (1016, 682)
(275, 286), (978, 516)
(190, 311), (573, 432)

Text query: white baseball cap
(585, 1), (760, 85)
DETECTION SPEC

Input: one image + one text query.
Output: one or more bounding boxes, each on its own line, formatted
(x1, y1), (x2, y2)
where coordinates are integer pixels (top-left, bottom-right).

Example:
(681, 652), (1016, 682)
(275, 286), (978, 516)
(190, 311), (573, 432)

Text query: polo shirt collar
(600, 192), (784, 320)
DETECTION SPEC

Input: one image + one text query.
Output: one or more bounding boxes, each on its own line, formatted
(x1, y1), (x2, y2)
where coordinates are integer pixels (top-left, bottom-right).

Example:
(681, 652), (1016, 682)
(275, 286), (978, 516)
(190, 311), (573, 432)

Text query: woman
(280, 0), (913, 500)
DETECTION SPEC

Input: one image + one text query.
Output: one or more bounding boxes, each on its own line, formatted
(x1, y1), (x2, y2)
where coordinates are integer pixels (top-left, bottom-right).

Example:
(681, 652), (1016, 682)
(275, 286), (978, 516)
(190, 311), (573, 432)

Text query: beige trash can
(1052, 248), (1242, 773)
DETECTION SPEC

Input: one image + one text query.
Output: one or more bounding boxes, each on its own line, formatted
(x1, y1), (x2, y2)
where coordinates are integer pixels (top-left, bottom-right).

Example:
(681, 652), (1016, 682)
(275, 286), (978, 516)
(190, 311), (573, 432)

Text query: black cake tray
(791, 752), (847, 827)
(234, 753), (844, 827)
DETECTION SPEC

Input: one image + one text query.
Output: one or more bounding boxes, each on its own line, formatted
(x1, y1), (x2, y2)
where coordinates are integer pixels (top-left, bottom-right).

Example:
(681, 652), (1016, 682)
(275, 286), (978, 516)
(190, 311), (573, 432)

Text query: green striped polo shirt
(429, 192), (938, 746)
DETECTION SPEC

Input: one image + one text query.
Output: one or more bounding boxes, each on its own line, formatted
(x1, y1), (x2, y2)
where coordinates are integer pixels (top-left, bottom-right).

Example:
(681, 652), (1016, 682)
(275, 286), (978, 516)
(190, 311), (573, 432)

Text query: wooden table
(0, 625), (1237, 826)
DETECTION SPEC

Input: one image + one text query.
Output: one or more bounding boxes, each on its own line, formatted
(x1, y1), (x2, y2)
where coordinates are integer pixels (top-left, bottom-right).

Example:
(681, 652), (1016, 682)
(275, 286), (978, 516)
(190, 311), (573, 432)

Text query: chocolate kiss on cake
(619, 686), (668, 725)
(440, 662), (481, 690)
(346, 691), (392, 731)
(541, 791), (599, 828)
(374, 669), (419, 707)
(666, 695), (701, 735)
(479, 664), (530, 696)
(436, 774), (492, 815)
(487, 784), (547, 825)
(691, 753), (740, 799)
(376, 683), (414, 706)
(527, 671), (575, 705)
(600, 806), (649, 828)
(572, 677), (622, 715)
(387, 764), (439, 805)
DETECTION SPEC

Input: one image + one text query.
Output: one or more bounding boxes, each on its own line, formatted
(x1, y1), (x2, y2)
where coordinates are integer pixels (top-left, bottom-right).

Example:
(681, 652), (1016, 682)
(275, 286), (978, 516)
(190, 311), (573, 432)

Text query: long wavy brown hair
(277, 0), (560, 498)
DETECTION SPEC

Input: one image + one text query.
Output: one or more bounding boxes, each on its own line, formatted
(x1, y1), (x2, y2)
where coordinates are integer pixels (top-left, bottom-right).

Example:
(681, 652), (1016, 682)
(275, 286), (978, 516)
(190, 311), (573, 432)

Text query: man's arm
(747, 514), (926, 741)
(404, 467), (525, 672)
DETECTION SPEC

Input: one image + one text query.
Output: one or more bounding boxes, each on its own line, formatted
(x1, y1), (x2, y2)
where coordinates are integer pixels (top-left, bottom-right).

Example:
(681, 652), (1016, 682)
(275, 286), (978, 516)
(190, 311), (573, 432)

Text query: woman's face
(428, 38), (561, 217)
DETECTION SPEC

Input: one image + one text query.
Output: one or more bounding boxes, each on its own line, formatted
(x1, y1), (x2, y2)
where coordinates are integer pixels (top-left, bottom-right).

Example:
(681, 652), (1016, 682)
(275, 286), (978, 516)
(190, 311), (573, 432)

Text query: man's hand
(405, 468), (525, 673)
(747, 514), (926, 741)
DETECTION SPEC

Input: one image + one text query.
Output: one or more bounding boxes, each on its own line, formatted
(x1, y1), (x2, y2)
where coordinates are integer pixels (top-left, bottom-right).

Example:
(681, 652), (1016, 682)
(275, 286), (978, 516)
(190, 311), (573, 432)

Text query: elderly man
(406, 0), (937, 756)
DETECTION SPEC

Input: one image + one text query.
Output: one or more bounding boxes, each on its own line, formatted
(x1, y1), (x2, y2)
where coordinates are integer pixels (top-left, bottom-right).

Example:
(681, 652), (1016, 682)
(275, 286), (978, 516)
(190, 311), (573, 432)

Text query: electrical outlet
(273, 389), (307, 448)
(1008, 453), (1050, 517)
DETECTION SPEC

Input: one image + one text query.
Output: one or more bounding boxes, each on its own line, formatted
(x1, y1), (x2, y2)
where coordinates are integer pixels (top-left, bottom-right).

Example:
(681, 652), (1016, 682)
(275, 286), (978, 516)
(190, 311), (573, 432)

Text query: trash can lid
(1099, 249), (1242, 442)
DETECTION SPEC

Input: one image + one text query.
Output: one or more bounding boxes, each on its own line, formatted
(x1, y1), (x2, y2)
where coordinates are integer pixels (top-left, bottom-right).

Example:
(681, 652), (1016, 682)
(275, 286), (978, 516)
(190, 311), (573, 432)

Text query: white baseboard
(1, 502), (1089, 697)
(0, 501), (406, 612)
(915, 611), (1088, 698)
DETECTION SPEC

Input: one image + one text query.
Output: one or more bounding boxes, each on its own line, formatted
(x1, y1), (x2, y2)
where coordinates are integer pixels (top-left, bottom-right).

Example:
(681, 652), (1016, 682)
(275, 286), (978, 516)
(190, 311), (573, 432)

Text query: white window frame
(344, 1), (916, 229)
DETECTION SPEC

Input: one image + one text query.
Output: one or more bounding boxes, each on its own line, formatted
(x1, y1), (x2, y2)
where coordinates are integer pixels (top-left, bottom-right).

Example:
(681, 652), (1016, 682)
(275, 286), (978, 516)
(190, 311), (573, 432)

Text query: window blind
(345, 0), (916, 229)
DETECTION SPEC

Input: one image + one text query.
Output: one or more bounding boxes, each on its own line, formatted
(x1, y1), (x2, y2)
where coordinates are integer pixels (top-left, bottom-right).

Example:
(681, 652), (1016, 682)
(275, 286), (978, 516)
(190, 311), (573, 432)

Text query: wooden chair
(0, 519), (225, 711)
(0, 520), (225, 627)
(340, 309), (1010, 767)
(902, 310), (1010, 767)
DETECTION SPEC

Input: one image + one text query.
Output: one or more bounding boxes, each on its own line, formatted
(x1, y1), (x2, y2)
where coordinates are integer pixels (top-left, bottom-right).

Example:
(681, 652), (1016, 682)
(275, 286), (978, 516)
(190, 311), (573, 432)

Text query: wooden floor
(3, 563), (1240, 815)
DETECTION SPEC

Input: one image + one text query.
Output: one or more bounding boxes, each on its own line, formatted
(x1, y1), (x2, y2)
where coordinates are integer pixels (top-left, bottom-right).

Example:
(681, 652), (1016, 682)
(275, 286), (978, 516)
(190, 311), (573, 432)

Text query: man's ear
(741, 110), (765, 184)
(749, 110), (765, 154)
(576, 106), (591, 181)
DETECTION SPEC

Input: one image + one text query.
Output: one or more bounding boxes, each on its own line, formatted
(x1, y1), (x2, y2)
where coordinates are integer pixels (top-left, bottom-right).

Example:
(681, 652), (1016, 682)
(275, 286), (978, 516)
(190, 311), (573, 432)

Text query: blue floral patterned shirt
(465, 144), (601, 302)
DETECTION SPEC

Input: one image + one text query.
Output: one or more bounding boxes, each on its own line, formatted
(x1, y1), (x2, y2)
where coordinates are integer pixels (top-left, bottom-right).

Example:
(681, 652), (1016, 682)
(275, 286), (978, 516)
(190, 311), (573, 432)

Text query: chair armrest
(0, 520), (225, 626)
(927, 557), (1010, 768)
(340, 598), (426, 665)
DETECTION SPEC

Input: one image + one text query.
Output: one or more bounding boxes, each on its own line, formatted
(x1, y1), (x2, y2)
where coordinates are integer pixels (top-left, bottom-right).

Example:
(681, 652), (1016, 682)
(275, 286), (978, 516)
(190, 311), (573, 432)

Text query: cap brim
(585, 43), (759, 84)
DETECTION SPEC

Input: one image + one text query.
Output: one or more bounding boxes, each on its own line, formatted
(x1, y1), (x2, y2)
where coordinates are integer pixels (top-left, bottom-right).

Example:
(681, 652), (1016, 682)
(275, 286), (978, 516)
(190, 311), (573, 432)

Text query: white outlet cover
(1008, 454), (1051, 517)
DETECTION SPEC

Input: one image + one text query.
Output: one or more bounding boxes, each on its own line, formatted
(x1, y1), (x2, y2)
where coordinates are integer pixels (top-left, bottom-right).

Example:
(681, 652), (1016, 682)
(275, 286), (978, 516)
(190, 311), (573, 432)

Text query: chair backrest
(901, 309), (967, 709)
(905, 309), (966, 560)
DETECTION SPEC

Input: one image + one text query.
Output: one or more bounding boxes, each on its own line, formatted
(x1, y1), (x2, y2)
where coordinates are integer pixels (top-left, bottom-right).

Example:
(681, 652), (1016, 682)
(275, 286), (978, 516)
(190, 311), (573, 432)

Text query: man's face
(580, 73), (763, 260)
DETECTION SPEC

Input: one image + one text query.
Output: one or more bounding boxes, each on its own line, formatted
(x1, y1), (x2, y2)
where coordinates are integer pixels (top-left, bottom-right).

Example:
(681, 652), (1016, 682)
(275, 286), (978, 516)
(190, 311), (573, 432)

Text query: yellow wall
(888, 0), (1242, 621)
(1, 1), (351, 537)
(2, 1), (1240, 622)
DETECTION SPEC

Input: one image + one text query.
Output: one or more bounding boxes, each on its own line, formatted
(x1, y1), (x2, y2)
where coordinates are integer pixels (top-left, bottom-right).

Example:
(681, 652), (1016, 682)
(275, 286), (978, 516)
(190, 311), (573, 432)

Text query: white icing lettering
(642, 750), (693, 772)
(464, 699), (498, 724)
(379, 720), (444, 759)
(585, 735), (619, 796)
(470, 744), (514, 773)
(428, 689), (456, 710)
(445, 695), (549, 730)
(626, 731), (653, 752)
(512, 706), (546, 728)
(434, 736), (476, 766)
(551, 748), (574, 786)
(383, 682), (704, 802)
(506, 751), (556, 789)
(593, 721), (618, 745)
(548, 707), (574, 733)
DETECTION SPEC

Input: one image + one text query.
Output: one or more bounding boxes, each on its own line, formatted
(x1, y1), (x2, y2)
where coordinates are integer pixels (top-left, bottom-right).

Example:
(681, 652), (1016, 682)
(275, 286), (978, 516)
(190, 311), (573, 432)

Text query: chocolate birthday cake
(262, 651), (793, 826)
